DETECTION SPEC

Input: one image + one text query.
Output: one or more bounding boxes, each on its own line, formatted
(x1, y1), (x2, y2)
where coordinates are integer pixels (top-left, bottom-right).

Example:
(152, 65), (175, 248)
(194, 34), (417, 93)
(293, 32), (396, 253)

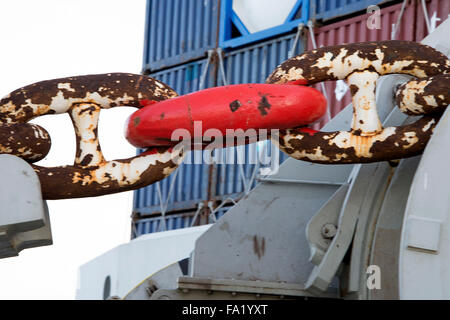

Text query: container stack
(132, 0), (449, 238)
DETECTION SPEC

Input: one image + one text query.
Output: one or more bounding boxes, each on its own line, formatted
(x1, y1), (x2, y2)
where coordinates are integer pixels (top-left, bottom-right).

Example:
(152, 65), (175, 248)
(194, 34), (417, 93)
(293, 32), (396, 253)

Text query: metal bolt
(321, 223), (337, 239)
(145, 284), (158, 297)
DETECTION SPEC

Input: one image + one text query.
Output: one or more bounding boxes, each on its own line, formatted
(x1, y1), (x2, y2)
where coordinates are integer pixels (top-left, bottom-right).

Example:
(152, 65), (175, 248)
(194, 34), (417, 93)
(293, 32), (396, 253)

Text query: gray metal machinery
(0, 155), (52, 259)
(124, 19), (450, 300)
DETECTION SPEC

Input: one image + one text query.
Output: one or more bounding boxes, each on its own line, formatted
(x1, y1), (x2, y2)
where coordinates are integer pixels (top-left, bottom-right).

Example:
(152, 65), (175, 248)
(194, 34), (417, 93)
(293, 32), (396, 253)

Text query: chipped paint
(267, 41), (449, 85)
(272, 116), (439, 164)
(396, 74), (450, 115)
(0, 73), (184, 199)
(267, 41), (449, 164)
(0, 123), (51, 161)
(347, 70), (381, 135)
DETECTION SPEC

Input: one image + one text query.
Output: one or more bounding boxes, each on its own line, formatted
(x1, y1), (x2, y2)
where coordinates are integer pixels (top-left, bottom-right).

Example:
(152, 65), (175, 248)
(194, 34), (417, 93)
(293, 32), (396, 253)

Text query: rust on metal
(1, 42), (448, 198)
(0, 123), (51, 162)
(0, 73), (184, 199)
(272, 116), (439, 164)
(396, 74), (450, 115)
(266, 40), (449, 164)
(267, 41), (450, 85)
(33, 148), (180, 200)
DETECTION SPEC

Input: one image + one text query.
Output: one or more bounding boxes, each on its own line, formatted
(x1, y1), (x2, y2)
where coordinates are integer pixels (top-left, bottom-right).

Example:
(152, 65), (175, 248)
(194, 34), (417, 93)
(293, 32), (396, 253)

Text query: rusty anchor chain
(0, 73), (185, 199)
(1, 41), (449, 200)
(266, 40), (450, 164)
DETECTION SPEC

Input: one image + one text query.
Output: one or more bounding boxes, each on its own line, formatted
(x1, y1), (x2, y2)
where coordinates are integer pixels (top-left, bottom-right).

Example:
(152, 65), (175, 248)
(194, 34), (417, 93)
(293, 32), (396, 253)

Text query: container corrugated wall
(133, 212), (195, 236)
(415, 0), (450, 41)
(212, 141), (288, 202)
(133, 149), (211, 216)
(148, 58), (215, 94)
(133, 206), (229, 238)
(222, 32), (306, 84)
(310, 0), (396, 21)
(143, 0), (219, 73)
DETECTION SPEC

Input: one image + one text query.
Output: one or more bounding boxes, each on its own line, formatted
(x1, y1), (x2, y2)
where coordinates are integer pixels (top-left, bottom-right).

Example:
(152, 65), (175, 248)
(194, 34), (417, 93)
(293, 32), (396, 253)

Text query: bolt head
(321, 223), (337, 239)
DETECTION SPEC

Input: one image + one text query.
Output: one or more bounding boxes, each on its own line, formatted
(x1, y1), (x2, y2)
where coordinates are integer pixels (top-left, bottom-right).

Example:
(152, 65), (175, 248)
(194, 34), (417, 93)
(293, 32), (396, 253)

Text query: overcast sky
(0, 0), (146, 299)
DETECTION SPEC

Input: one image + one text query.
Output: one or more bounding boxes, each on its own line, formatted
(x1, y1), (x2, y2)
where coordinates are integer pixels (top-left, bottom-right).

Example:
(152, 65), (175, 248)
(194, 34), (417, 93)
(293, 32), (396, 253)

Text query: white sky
(0, 0), (146, 299)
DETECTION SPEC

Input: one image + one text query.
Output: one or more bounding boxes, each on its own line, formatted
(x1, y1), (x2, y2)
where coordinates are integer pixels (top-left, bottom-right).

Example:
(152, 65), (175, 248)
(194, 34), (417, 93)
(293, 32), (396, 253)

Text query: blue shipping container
(222, 32), (306, 85)
(219, 0), (309, 49)
(143, 0), (219, 72)
(142, 0), (396, 72)
(133, 212), (195, 236)
(133, 206), (229, 237)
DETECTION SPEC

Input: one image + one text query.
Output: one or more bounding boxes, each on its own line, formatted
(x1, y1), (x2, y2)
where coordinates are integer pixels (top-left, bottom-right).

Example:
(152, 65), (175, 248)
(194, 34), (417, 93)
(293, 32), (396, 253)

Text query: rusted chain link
(266, 40), (450, 164)
(1, 41), (448, 199)
(0, 122), (51, 162)
(0, 73), (184, 199)
(396, 73), (450, 115)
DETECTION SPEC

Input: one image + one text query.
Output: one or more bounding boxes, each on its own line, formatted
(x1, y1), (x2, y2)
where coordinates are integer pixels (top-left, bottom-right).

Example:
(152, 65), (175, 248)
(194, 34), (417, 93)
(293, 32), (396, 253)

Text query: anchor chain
(0, 73), (184, 199)
(1, 41), (448, 199)
(266, 40), (450, 164)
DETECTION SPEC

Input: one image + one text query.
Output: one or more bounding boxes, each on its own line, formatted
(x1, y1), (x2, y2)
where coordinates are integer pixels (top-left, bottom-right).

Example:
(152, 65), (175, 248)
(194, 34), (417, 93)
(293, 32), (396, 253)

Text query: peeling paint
(267, 41), (449, 164)
(0, 73), (184, 199)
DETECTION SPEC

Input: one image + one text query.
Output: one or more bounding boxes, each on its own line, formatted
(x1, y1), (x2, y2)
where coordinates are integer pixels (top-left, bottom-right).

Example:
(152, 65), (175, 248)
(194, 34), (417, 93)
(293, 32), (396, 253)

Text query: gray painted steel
(399, 105), (450, 299)
(0, 155), (52, 259)
(124, 85), (423, 298)
(186, 70), (425, 295)
(190, 103), (358, 286)
(397, 19), (450, 299)
(143, 0), (219, 73)
(364, 156), (421, 299)
(134, 212), (196, 236)
(124, 71), (449, 300)
(124, 262), (183, 300)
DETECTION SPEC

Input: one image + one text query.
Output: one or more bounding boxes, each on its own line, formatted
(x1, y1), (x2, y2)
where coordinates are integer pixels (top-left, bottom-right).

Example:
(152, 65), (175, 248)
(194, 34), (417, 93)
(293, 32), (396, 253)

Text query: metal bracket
(305, 164), (363, 294)
(0, 154), (52, 258)
(306, 183), (350, 266)
(178, 276), (318, 297)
